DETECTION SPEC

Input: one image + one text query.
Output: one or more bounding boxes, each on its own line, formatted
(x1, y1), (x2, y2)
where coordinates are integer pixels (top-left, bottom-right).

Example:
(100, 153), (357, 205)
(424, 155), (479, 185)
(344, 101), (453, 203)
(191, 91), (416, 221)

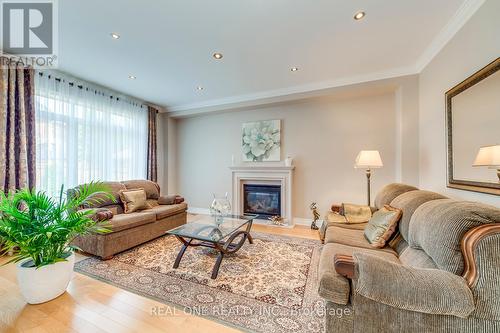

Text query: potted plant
(0, 182), (112, 304)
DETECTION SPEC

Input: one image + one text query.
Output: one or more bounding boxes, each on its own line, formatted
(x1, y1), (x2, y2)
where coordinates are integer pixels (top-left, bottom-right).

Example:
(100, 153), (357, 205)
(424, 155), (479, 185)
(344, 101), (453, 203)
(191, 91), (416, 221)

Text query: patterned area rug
(75, 232), (325, 333)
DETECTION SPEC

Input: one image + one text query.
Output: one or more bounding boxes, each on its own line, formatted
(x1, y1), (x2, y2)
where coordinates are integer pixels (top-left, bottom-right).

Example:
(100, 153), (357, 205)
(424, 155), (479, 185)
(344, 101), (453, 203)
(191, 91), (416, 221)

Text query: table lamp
(473, 144), (500, 182)
(355, 150), (383, 205)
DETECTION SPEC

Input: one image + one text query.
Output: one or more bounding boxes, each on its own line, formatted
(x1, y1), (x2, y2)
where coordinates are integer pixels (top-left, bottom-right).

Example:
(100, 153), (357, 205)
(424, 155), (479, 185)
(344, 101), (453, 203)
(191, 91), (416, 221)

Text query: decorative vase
(209, 193), (231, 225)
(285, 156), (293, 167)
(16, 252), (75, 304)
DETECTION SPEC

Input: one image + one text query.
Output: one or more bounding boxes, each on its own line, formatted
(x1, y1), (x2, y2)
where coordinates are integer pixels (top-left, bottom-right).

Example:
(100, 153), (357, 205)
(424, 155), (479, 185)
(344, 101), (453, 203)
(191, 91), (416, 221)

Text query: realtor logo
(1, 0), (57, 67)
(2, 1), (53, 54)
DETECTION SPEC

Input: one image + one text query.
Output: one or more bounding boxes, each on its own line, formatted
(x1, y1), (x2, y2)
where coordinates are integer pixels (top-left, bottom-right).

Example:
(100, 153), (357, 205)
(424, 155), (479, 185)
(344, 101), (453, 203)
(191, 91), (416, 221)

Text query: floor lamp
(355, 150), (383, 206)
(473, 144), (500, 183)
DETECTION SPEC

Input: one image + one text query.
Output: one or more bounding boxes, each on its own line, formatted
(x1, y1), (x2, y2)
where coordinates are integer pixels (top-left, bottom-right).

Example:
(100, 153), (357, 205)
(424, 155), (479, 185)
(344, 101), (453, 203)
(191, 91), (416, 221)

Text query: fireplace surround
(230, 165), (294, 226)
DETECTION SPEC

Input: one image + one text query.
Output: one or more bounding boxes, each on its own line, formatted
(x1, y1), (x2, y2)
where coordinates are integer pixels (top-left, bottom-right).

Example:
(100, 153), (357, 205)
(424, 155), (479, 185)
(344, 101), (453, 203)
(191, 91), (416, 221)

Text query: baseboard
(187, 207), (323, 228)
(293, 217), (324, 228)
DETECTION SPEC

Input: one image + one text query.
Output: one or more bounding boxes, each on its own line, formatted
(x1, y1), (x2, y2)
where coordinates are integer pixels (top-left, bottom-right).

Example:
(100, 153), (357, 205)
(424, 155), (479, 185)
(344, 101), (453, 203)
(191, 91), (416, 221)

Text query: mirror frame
(446, 57), (500, 196)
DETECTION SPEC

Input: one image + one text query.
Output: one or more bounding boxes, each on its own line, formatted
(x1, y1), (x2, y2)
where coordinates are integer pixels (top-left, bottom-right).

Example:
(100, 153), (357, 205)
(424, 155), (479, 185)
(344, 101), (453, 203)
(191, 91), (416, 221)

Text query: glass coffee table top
(166, 214), (258, 243)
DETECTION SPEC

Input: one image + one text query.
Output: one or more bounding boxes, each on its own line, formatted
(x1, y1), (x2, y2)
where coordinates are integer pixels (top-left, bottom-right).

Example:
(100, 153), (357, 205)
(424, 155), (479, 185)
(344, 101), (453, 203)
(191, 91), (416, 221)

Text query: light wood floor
(0, 218), (319, 333)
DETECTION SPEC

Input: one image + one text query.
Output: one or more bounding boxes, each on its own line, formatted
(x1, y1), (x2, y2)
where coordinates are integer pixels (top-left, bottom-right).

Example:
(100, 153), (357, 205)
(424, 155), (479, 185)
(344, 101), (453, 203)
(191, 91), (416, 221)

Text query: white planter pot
(16, 252), (75, 304)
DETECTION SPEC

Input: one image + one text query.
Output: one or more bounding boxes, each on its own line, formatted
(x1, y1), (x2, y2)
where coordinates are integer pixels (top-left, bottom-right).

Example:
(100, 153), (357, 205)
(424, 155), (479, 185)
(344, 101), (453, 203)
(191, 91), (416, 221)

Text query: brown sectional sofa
(71, 180), (187, 259)
(319, 183), (500, 332)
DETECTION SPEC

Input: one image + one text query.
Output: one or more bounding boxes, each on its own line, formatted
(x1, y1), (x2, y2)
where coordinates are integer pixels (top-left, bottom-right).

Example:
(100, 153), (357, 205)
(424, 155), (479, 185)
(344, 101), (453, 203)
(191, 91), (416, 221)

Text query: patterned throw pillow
(364, 205), (402, 248)
(119, 188), (147, 214)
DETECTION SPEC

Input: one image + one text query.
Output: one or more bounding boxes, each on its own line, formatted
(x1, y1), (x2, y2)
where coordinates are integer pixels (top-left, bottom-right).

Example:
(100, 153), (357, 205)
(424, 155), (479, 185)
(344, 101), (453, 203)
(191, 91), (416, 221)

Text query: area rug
(74, 232), (325, 333)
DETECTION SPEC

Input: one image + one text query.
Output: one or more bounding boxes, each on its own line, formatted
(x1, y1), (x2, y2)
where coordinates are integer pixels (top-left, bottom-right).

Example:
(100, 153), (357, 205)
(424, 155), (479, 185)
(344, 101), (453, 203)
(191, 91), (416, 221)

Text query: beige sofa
(319, 183), (500, 332)
(71, 180), (187, 259)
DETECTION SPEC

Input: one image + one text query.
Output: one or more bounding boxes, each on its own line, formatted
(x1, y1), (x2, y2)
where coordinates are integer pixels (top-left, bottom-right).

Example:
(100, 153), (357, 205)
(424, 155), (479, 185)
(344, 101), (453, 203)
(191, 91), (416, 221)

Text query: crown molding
(415, 0), (486, 72)
(167, 66), (416, 117)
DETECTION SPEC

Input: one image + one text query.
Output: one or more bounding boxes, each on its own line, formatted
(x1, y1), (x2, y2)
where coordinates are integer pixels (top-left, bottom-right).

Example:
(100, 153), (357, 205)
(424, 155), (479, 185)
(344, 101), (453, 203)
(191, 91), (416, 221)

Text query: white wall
(419, 0), (500, 207)
(173, 90), (418, 219)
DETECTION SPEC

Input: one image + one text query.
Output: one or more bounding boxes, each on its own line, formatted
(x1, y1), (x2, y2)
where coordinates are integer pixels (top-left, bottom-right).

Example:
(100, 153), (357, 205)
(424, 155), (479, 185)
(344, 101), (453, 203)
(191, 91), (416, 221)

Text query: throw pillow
(119, 188), (147, 214)
(364, 205), (402, 248)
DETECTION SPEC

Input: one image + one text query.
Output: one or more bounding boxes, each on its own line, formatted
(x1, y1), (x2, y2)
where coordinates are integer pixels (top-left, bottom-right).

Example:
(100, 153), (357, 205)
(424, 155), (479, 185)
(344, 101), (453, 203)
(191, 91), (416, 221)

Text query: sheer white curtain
(35, 71), (148, 197)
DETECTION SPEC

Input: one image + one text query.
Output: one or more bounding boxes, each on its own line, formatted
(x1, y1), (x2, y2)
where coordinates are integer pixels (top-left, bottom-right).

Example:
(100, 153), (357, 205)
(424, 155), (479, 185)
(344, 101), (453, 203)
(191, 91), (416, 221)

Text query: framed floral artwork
(242, 120), (281, 162)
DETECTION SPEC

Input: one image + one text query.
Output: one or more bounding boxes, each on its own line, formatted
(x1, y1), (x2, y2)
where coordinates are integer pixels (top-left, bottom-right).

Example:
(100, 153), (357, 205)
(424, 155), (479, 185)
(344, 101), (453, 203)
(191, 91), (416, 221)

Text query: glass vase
(209, 193), (231, 225)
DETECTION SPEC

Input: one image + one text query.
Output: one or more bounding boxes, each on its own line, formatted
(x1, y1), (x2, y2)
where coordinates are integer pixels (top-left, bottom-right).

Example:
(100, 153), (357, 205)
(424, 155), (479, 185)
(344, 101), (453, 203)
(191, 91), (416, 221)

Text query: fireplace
(231, 165), (294, 226)
(243, 184), (281, 219)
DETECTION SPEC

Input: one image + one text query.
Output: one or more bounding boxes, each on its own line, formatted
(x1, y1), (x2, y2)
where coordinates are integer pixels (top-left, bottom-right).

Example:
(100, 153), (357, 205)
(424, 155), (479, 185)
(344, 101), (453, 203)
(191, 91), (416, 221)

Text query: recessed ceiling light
(128, 75), (136, 80)
(197, 86), (204, 91)
(291, 67), (299, 72)
(354, 11), (365, 20)
(110, 32), (121, 39)
(213, 52), (223, 60)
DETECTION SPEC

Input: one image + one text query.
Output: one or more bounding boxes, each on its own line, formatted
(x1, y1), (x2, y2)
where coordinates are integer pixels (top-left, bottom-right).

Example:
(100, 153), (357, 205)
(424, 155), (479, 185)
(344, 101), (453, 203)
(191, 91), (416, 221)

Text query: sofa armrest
(334, 254), (355, 279)
(158, 195), (176, 205)
(158, 195), (185, 205)
(351, 252), (475, 318)
(79, 208), (113, 222)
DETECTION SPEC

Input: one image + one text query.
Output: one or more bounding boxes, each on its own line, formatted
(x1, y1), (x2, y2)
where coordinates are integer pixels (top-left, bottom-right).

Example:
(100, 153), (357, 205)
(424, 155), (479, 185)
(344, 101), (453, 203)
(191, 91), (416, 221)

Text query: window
(35, 72), (148, 197)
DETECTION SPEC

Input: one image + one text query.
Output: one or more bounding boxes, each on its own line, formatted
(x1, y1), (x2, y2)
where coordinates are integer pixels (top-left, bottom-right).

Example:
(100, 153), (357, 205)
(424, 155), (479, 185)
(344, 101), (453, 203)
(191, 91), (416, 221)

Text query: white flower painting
(242, 120), (281, 162)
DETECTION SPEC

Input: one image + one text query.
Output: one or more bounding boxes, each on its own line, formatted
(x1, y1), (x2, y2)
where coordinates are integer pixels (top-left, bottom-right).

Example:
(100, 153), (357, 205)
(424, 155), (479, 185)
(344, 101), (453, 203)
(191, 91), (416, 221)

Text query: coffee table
(166, 214), (257, 279)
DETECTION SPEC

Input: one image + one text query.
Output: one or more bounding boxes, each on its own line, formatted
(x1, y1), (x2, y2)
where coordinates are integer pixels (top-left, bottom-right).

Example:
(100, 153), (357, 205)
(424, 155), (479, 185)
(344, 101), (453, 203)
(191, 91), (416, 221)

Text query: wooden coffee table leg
(173, 236), (191, 269)
(211, 252), (224, 279)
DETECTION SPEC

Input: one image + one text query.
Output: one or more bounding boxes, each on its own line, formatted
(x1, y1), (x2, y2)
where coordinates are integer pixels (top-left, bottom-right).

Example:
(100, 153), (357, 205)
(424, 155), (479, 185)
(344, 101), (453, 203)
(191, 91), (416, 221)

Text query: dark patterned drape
(0, 58), (36, 193)
(147, 106), (158, 182)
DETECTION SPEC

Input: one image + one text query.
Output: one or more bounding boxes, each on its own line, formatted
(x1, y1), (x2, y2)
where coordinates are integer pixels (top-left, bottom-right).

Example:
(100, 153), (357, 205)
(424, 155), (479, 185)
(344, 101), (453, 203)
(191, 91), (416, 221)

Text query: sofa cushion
(318, 243), (400, 305)
(324, 226), (397, 255)
(318, 218), (368, 241)
(104, 211), (156, 233)
(147, 203), (188, 220)
(122, 180), (160, 200)
(374, 183), (418, 210)
(146, 199), (159, 208)
(101, 204), (124, 215)
(390, 190), (448, 241)
(409, 199), (500, 274)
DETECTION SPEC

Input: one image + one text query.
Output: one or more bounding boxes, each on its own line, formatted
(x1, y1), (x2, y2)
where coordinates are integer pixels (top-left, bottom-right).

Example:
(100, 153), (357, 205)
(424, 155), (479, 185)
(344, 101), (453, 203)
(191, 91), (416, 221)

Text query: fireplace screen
(243, 184), (281, 219)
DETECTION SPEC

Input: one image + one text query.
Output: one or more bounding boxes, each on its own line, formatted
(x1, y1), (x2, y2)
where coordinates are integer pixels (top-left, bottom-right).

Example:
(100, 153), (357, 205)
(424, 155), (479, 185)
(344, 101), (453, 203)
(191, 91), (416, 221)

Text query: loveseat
(319, 183), (500, 332)
(71, 180), (187, 259)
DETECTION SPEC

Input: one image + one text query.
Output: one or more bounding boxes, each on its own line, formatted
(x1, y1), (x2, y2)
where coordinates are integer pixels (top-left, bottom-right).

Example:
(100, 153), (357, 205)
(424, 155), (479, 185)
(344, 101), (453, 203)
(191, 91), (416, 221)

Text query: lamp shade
(354, 150), (383, 169)
(473, 145), (500, 167)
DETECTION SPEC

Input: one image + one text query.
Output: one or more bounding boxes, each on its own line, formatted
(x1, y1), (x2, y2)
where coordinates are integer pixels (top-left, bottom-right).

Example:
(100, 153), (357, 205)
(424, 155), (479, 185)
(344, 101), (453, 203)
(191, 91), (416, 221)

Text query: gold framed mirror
(446, 57), (500, 196)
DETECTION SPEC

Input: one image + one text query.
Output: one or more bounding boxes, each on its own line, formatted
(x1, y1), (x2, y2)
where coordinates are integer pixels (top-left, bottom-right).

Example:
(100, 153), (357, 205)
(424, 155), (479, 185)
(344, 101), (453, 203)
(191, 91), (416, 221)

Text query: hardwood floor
(0, 218), (319, 333)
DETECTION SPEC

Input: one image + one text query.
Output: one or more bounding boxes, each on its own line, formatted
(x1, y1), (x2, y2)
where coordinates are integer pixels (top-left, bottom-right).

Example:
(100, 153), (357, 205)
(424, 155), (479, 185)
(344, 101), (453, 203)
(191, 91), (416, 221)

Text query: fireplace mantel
(229, 165), (295, 172)
(230, 164), (294, 226)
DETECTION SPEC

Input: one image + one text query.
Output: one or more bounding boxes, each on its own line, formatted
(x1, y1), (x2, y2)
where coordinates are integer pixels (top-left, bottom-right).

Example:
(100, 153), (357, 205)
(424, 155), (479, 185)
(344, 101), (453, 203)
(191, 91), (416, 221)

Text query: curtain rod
(37, 71), (149, 109)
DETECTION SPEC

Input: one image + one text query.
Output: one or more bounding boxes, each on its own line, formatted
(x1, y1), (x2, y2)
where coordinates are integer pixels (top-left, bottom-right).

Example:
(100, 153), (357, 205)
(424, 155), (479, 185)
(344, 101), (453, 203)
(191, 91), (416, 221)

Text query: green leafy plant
(0, 182), (113, 268)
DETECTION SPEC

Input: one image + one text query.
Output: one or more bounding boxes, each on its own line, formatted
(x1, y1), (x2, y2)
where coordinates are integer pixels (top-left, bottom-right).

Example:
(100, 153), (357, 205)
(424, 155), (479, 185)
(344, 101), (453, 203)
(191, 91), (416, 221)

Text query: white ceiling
(58, 0), (481, 113)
